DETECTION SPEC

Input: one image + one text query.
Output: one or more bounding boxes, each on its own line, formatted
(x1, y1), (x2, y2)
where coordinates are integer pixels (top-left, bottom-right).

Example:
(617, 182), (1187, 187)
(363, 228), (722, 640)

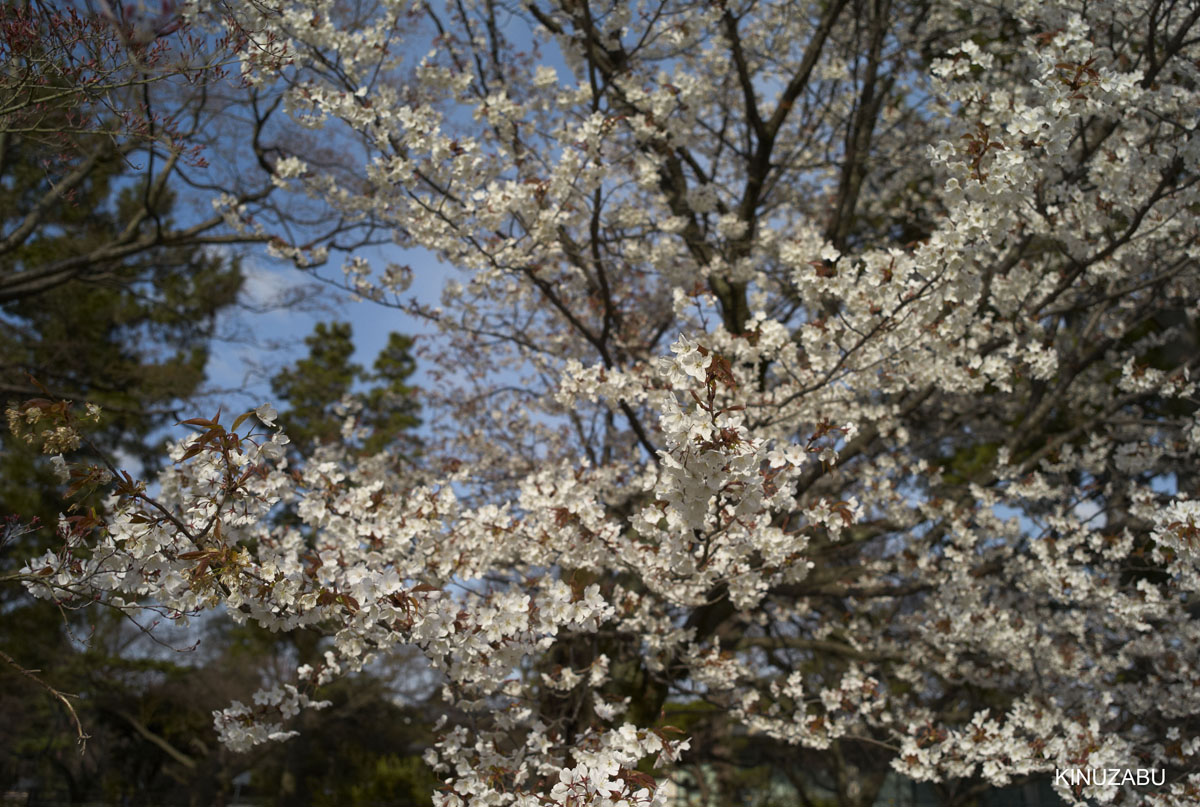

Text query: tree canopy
(271, 321), (421, 457)
(1, 4), (431, 803)
(9, 0), (1200, 806)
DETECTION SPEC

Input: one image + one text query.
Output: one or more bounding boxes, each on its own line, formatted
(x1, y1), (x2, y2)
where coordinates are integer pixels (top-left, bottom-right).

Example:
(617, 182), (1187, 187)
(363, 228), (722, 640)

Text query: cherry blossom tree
(0, 0), (385, 305)
(11, 0), (1200, 805)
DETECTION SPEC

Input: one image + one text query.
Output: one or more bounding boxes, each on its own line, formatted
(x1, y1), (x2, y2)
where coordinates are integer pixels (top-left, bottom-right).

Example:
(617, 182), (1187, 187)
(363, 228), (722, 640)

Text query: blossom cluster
(18, 0), (1200, 804)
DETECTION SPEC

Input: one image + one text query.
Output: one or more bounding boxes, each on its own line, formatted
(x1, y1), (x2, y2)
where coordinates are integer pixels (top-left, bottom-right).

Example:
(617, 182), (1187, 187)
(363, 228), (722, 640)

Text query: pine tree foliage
(271, 321), (421, 457)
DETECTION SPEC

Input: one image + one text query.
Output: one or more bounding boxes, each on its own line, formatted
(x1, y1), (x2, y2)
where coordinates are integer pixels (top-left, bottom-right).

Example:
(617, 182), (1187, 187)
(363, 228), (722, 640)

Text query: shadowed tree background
(0, 3), (436, 804)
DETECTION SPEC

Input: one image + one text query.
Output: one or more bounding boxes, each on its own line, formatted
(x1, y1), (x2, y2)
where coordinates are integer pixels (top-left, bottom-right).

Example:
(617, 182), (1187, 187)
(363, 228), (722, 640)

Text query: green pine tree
(271, 321), (421, 459)
(1, 49), (244, 803)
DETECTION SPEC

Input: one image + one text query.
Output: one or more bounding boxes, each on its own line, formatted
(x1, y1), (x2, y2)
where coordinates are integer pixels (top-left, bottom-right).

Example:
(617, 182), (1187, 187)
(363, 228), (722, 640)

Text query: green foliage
(338, 753), (440, 807)
(2, 607), (441, 806)
(2, 11), (434, 807)
(0, 35), (248, 803)
(937, 441), (1000, 487)
(1, 148), (243, 552)
(227, 650), (438, 807)
(269, 321), (360, 448)
(271, 321), (421, 458)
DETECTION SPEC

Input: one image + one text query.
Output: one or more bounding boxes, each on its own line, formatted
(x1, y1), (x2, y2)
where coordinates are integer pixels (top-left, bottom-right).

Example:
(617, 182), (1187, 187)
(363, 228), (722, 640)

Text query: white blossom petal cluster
(19, 0), (1200, 804)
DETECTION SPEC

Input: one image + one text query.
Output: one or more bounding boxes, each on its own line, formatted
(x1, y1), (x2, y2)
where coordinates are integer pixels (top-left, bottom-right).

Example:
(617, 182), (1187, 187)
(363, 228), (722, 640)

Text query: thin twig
(0, 647), (90, 752)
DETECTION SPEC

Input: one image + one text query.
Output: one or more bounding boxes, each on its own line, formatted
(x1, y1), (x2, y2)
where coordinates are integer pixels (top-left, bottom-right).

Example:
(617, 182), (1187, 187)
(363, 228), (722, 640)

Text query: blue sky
(202, 242), (447, 416)
(197, 10), (573, 426)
